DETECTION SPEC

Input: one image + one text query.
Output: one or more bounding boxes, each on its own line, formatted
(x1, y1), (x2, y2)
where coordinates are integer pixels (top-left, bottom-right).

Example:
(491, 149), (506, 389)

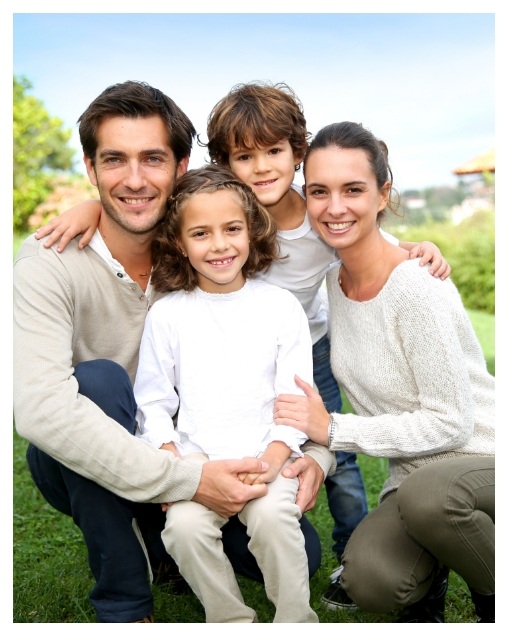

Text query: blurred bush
(387, 208), (495, 314)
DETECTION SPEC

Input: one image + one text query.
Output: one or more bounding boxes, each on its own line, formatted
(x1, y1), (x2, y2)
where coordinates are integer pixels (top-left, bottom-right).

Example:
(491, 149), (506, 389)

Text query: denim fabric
(313, 335), (368, 559)
(26, 360), (154, 622)
(26, 359), (322, 621)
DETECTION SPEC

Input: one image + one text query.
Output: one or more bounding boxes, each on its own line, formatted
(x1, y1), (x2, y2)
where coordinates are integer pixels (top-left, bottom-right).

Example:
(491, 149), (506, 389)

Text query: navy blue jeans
(26, 359), (321, 622)
(313, 334), (368, 560)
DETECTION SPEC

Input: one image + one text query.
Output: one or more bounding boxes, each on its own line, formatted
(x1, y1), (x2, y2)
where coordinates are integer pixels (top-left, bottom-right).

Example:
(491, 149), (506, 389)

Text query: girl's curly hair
(151, 164), (281, 292)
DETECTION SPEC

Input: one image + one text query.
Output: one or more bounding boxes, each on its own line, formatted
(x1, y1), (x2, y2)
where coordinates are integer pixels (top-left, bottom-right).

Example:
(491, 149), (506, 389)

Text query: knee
(75, 359), (131, 399)
(342, 547), (402, 613)
(397, 469), (447, 539)
(341, 508), (408, 613)
(164, 505), (195, 540)
(242, 496), (300, 536)
(75, 360), (136, 429)
(163, 503), (219, 553)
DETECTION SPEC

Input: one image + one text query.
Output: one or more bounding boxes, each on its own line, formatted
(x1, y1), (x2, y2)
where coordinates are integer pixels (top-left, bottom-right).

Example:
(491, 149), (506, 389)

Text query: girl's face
(177, 189), (250, 293)
(303, 146), (389, 251)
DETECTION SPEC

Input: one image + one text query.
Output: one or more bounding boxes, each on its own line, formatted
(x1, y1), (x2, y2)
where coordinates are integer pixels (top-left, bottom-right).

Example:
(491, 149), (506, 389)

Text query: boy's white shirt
(258, 184), (399, 344)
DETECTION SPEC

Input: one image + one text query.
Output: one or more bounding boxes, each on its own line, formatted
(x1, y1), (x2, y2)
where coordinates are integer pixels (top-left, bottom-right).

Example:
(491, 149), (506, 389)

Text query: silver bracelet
(327, 414), (336, 447)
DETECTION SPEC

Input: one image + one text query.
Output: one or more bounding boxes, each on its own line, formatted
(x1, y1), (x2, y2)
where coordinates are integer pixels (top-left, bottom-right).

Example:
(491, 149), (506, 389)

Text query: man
(13, 81), (334, 623)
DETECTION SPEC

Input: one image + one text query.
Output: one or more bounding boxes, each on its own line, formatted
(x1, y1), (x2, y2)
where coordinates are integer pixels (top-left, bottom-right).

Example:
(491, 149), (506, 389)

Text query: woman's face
(303, 146), (389, 250)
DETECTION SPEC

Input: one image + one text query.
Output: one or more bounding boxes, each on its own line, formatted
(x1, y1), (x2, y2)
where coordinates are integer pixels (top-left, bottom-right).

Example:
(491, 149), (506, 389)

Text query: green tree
(13, 76), (76, 232)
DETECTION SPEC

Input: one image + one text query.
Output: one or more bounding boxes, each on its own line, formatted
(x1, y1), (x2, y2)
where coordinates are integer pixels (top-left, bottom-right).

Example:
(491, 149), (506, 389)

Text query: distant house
(453, 148), (495, 177)
(404, 196), (426, 210)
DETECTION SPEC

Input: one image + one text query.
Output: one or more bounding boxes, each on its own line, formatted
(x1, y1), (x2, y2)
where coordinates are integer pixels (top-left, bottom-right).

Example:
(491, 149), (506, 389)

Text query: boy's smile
(229, 139), (301, 209)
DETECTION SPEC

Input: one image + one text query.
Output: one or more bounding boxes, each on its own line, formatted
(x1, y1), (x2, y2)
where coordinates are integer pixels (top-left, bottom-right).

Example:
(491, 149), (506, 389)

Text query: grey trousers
(162, 453), (318, 623)
(341, 456), (494, 613)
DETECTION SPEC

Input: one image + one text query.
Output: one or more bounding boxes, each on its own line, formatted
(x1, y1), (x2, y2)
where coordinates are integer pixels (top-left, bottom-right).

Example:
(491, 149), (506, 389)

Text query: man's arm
(13, 237), (202, 504)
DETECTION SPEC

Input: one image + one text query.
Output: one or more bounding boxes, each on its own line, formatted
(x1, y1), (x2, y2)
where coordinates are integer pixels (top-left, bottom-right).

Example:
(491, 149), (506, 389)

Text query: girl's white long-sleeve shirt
(134, 279), (313, 460)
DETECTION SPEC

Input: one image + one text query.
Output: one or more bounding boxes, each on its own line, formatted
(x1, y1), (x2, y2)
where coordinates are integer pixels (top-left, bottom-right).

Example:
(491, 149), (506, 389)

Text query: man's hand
(282, 454), (324, 513)
(239, 442), (291, 485)
(193, 457), (269, 518)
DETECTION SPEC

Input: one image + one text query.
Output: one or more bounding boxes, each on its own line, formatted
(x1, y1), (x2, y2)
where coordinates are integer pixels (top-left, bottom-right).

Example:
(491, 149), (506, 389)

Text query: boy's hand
(35, 199), (102, 252)
(408, 241), (451, 279)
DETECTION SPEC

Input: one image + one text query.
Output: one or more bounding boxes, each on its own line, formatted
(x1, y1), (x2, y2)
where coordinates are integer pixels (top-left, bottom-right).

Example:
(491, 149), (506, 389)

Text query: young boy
(203, 81), (451, 611)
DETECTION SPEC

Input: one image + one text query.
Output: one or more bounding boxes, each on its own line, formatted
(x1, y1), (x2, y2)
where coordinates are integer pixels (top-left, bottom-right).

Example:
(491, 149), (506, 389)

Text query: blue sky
(11, 9), (496, 192)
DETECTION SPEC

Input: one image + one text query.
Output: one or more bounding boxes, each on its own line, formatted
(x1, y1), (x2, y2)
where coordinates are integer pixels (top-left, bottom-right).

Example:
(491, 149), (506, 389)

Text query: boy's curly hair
(151, 164), (281, 292)
(203, 81), (310, 169)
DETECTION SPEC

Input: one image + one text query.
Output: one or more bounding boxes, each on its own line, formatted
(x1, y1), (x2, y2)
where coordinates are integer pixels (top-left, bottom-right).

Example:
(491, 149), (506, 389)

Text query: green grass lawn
(12, 276), (494, 622)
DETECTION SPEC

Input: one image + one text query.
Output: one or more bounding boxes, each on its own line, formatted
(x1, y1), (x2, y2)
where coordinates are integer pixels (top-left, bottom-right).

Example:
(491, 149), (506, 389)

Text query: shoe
(151, 557), (191, 594)
(469, 588), (495, 623)
(321, 565), (358, 611)
(397, 567), (449, 623)
(131, 615), (154, 623)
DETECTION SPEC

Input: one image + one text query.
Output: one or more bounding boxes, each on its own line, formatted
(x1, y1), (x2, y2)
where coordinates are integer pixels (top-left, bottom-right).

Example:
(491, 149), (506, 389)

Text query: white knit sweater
(326, 259), (495, 501)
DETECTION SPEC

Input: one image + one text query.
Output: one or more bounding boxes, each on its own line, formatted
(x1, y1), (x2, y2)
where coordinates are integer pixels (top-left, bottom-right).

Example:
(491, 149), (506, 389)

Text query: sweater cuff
(328, 414), (337, 447)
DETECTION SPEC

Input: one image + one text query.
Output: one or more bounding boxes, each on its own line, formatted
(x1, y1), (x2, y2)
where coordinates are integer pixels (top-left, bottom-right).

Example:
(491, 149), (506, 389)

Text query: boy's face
(228, 139), (302, 209)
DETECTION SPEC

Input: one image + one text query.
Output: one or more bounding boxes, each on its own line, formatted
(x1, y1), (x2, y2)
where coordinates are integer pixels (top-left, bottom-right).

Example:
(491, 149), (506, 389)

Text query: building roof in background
(453, 148), (495, 175)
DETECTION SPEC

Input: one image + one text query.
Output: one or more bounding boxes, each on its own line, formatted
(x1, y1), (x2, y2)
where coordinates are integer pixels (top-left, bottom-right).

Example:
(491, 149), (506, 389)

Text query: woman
(274, 122), (495, 623)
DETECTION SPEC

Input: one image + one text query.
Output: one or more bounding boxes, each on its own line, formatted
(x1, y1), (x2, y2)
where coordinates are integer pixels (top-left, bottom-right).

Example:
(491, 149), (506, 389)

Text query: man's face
(84, 115), (189, 236)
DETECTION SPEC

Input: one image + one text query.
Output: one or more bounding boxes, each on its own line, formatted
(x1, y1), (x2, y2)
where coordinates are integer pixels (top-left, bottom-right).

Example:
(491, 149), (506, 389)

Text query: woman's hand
(274, 376), (330, 446)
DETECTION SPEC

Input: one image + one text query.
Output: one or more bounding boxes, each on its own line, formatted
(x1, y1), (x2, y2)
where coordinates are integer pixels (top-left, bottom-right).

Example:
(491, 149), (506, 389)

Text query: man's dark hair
(78, 80), (196, 165)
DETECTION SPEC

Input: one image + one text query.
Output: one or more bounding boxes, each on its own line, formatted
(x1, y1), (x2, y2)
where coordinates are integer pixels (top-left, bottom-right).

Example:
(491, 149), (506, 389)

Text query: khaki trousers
(341, 456), (495, 613)
(162, 453), (318, 623)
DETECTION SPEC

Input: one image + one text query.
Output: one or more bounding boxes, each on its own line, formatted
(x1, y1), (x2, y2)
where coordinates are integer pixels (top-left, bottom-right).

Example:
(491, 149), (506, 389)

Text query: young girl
(274, 122), (495, 623)
(133, 164), (322, 623)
